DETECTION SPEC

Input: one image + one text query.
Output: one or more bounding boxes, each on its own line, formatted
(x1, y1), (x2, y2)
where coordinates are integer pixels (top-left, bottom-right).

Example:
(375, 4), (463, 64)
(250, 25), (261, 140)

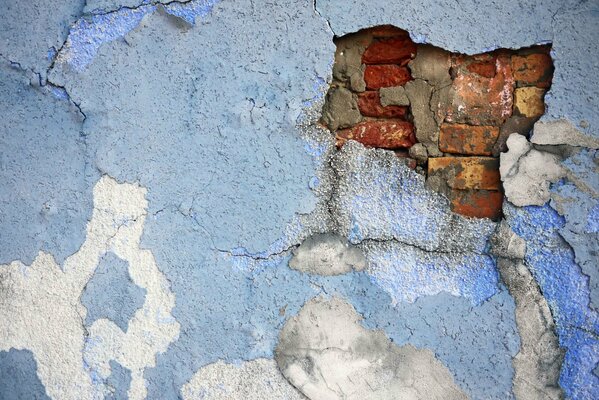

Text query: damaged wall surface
(0, 0), (597, 399)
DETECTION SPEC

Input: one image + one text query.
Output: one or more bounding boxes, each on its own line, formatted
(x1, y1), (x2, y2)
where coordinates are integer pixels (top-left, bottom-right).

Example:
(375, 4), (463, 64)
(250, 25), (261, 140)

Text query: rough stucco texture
(0, 0), (598, 400)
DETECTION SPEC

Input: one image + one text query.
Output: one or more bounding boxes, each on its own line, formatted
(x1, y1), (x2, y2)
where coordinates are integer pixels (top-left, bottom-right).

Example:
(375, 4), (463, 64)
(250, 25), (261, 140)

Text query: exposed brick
(514, 87), (546, 118)
(336, 120), (415, 149)
(362, 37), (417, 65)
(439, 123), (499, 156)
(364, 65), (412, 89)
(367, 25), (410, 38)
(428, 157), (501, 190)
(467, 60), (496, 78)
(446, 53), (514, 125)
(357, 91), (409, 118)
(512, 53), (553, 88)
(449, 189), (503, 220)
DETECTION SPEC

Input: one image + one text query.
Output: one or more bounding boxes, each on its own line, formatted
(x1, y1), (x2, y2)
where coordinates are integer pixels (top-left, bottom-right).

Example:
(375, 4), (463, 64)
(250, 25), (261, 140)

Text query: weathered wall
(0, 0), (597, 399)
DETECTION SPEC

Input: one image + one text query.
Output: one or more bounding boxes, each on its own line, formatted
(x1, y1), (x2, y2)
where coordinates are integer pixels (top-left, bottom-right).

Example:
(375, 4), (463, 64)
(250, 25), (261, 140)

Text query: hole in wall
(321, 25), (554, 221)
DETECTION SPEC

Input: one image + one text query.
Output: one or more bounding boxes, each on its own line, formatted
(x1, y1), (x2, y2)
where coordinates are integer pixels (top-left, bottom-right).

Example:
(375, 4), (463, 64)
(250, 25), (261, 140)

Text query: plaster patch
(181, 359), (305, 399)
(500, 133), (565, 206)
(289, 233), (367, 276)
(0, 176), (179, 400)
(275, 296), (468, 400)
(532, 120), (599, 149)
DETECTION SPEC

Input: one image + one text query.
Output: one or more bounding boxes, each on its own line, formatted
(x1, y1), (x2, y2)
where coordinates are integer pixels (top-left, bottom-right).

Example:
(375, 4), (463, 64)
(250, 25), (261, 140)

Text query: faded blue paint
(81, 252), (147, 332)
(362, 242), (499, 306)
(58, 0), (221, 72)
(0, 62), (93, 266)
(163, 0), (220, 25)
(106, 360), (132, 400)
(0, 349), (50, 400)
(61, 6), (154, 71)
(144, 242), (518, 399)
(504, 203), (599, 399)
(0, 0), (84, 73)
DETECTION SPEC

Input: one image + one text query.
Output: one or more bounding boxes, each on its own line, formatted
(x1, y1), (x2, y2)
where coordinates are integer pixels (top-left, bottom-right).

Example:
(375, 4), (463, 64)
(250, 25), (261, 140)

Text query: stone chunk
(449, 189), (503, 220)
(336, 120), (415, 149)
(439, 123), (500, 156)
(364, 65), (412, 89)
(428, 156), (501, 190)
(514, 87), (546, 118)
(321, 87), (362, 131)
(379, 85), (410, 106)
(512, 52), (553, 88)
(361, 36), (416, 65)
(357, 91), (408, 118)
(446, 54), (514, 125)
(407, 44), (452, 86)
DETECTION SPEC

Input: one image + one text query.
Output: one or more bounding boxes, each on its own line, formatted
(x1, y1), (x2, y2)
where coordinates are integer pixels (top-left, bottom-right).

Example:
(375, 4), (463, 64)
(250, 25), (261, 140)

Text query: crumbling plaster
(0, 0), (598, 399)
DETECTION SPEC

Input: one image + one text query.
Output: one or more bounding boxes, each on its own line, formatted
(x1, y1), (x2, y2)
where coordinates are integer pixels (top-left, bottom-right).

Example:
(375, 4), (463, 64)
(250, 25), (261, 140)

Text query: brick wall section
(322, 26), (553, 220)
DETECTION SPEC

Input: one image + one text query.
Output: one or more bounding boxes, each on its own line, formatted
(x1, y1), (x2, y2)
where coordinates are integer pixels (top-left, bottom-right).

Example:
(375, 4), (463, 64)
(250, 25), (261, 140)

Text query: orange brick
(357, 91), (409, 118)
(362, 37), (417, 65)
(439, 123), (500, 156)
(450, 189), (503, 220)
(366, 25), (410, 38)
(446, 53), (514, 125)
(512, 53), (553, 88)
(364, 65), (412, 89)
(428, 157), (501, 190)
(336, 120), (415, 149)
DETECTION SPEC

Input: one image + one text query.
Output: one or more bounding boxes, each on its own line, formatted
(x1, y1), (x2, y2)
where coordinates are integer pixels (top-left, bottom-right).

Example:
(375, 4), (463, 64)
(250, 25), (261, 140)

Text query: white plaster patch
(181, 358), (305, 400)
(532, 120), (599, 149)
(0, 176), (180, 400)
(500, 133), (565, 206)
(275, 296), (468, 400)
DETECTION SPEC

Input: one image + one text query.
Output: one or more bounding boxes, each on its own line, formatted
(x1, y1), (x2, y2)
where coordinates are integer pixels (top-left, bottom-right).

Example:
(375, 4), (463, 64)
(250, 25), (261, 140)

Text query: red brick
(446, 53), (514, 125)
(439, 123), (500, 156)
(336, 120), (415, 149)
(364, 65), (412, 89)
(357, 91), (409, 118)
(512, 53), (553, 88)
(362, 37), (417, 65)
(449, 189), (503, 220)
(427, 157), (501, 190)
(367, 25), (410, 38)
(467, 60), (496, 78)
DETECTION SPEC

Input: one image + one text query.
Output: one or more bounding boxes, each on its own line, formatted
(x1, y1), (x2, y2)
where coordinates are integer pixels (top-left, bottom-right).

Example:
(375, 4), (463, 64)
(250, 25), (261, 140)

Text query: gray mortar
(321, 86), (362, 130)
(332, 32), (369, 93)
(404, 79), (439, 147)
(491, 223), (564, 400)
(289, 233), (367, 276)
(408, 44), (452, 87)
(379, 86), (410, 107)
(275, 296), (469, 400)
